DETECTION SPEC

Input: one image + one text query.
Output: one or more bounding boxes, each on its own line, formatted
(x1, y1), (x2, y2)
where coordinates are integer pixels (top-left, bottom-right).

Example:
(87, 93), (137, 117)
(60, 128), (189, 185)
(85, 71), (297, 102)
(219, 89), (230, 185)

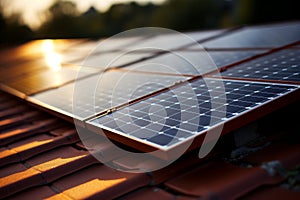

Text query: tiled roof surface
(0, 22), (300, 199)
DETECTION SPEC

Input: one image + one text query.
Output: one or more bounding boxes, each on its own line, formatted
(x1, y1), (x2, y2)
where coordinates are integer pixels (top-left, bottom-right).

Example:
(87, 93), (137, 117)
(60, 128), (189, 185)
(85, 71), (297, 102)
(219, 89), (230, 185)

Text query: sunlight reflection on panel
(42, 40), (62, 71)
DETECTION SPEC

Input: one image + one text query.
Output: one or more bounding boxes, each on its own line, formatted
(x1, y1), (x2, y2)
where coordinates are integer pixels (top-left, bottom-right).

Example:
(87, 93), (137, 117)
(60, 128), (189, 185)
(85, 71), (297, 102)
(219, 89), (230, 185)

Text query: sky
(1, 0), (166, 30)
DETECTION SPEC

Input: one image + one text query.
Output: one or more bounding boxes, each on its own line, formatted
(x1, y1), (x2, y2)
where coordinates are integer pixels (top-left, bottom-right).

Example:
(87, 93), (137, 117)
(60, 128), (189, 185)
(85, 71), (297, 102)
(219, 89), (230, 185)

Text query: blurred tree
(232, 0), (300, 25)
(50, 0), (79, 17)
(251, 0), (300, 24)
(5, 0), (298, 41)
(0, 4), (33, 44)
(37, 0), (81, 38)
(150, 0), (222, 30)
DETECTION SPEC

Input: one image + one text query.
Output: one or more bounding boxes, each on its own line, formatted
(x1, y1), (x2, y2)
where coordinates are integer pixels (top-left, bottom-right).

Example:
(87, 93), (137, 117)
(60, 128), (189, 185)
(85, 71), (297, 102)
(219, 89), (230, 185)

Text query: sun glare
(42, 40), (62, 71)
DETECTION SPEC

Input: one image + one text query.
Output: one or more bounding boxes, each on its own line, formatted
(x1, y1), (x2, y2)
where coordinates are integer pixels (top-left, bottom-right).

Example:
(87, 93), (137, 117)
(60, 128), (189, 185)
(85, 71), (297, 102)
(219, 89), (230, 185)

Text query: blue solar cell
(147, 134), (178, 146)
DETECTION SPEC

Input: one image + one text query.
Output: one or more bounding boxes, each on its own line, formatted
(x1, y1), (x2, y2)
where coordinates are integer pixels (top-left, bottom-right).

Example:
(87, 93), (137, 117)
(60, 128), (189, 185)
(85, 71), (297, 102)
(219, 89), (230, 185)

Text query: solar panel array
(1, 22), (299, 152)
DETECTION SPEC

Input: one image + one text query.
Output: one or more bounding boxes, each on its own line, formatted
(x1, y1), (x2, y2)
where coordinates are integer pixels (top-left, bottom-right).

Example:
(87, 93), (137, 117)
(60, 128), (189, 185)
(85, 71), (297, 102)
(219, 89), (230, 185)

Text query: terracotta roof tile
(242, 186), (300, 200)
(0, 111), (40, 130)
(0, 163), (27, 178)
(119, 187), (176, 200)
(0, 105), (29, 119)
(51, 164), (151, 199)
(242, 142), (300, 169)
(0, 129), (79, 167)
(0, 147), (98, 198)
(164, 161), (283, 199)
(0, 100), (20, 111)
(119, 187), (200, 200)
(0, 118), (61, 146)
(149, 151), (214, 184)
(0, 168), (44, 198)
(7, 186), (57, 200)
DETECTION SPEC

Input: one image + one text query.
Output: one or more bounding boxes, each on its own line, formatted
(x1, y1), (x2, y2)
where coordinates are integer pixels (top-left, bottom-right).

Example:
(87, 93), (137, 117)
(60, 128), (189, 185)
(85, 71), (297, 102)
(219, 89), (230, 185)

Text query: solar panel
(2, 66), (99, 95)
(216, 49), (300, 83)
(29, 70), (188, 119)
(203, 22), (300, 48)
(124, 50), (263, 76)
(87, 78), (298, 150)
(126, 29), (224, 51)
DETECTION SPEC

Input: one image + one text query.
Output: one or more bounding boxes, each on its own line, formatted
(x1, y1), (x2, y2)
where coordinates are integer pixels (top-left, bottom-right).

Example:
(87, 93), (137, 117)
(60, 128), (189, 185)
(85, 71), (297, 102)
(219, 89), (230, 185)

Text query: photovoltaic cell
(217, 49), (300, 83)
(29, 70), (188, 119)
(88, 78), (298, 149)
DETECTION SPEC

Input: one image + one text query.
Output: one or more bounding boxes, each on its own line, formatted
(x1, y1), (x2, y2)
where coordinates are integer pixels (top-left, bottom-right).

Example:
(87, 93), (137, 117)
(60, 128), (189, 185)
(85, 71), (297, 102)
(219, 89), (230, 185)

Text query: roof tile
(51, 164), (151, 200)
(0, 147), (98, 198)
(0, 163), (27, 178)
(119, 187), (176, 200)
(0, 100), (20, 111)
(0, 168), (44, 198)
(243, 142), (300, 169)
(0, 129), (80, 166)
(0, 118), (61, 146)
(0, 105), (29, 119)
(7, 186), (57, 200)
(164, 161), (283, 199)
(242, 186), (300, 200)
(0, 111), (40, 130)
(119, 187), (199, 200)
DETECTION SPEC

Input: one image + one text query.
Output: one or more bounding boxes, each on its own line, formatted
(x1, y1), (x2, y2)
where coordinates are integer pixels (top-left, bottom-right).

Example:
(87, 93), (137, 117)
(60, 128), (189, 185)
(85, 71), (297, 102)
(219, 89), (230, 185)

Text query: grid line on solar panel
(29, 70), (188, 119)
(216, 49), (300, 83)
(88, 78), (298, 149)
